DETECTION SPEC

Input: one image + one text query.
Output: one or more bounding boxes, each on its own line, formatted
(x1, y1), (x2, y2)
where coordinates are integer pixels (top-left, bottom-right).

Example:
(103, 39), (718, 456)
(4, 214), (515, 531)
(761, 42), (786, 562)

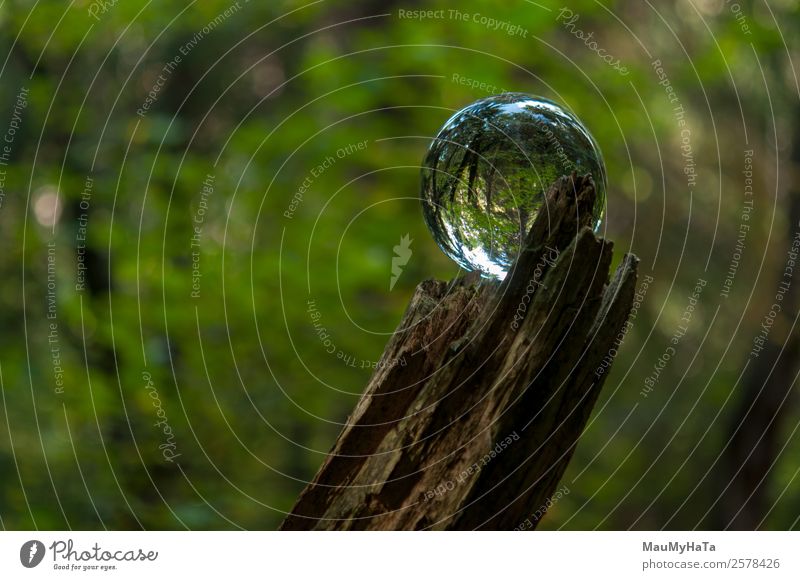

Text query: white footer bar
(1, 531), (797, 579)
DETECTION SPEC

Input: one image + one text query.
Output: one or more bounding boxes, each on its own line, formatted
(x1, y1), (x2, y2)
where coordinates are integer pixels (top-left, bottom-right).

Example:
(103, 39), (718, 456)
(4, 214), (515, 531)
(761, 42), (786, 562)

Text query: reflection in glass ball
(421, 93), (606, 279)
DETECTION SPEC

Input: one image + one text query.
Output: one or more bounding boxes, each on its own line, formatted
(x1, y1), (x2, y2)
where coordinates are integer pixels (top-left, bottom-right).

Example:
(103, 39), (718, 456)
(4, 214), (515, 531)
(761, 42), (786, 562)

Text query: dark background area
(0, 0), (798, 530)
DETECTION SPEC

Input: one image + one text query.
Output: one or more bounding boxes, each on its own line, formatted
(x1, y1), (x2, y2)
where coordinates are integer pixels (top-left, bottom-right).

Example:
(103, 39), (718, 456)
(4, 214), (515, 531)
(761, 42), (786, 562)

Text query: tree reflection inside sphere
(420, 93), (607, 279)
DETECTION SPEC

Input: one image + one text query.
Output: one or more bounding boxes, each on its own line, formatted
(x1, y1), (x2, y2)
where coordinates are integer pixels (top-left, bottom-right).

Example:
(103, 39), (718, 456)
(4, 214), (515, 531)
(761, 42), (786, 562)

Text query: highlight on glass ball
(420, 92), (607, 279)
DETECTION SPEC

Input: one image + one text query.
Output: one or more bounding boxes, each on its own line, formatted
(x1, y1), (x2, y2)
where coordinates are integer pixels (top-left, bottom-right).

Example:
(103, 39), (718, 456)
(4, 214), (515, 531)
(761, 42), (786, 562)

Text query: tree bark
(281, 173), (638, 530)
(718, 117), (800, 530)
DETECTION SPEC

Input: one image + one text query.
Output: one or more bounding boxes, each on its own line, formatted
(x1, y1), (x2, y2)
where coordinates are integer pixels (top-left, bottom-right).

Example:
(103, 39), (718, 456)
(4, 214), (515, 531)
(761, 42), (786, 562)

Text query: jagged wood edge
(281, 173), (638, 530)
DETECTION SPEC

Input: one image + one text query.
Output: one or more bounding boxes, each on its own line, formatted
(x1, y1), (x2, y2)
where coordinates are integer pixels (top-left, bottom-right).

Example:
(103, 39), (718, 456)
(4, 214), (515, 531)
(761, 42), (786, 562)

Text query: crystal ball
(420, 93), (606, 279)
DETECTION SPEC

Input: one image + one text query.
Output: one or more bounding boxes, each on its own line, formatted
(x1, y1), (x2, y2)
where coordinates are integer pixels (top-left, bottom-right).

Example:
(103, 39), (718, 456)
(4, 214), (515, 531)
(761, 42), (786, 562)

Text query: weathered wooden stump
(282, 173), (638, 530)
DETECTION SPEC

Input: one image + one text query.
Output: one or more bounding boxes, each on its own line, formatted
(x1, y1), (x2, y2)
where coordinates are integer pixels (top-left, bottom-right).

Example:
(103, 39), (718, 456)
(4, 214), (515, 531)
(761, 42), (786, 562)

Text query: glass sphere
(420, 93), (606, 279)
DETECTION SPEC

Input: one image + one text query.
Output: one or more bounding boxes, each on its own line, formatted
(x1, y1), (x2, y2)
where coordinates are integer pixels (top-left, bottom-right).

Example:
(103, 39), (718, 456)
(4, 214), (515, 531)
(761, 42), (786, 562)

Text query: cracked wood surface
(281, 173), (638, 530)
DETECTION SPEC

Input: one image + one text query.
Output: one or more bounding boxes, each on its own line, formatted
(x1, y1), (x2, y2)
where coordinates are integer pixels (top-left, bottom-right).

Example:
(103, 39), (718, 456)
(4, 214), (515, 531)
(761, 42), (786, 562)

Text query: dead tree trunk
(282, 173), (638, 530)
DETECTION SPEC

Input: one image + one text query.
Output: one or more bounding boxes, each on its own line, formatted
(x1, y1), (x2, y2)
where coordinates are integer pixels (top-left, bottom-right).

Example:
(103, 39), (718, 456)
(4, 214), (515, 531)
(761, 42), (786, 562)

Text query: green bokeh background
(1, 0), (798, 529)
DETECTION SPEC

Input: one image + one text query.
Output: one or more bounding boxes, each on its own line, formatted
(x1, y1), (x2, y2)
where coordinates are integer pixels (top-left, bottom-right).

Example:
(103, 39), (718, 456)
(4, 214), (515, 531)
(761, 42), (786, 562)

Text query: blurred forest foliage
(0, 0), (798, 529)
